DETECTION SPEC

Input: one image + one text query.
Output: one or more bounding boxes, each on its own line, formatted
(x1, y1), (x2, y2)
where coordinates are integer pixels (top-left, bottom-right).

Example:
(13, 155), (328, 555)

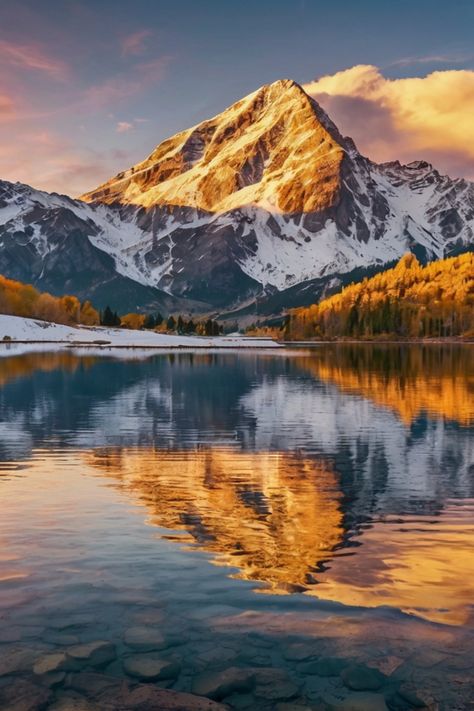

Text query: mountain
(1, 79), (473, 314)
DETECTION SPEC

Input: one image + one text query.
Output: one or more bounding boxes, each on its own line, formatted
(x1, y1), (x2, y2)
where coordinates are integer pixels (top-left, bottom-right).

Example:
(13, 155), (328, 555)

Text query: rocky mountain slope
(1, 79), (473, 314)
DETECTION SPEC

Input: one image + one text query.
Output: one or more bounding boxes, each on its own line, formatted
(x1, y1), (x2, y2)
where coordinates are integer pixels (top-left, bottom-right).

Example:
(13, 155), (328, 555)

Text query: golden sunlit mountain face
(81, 80), (344, 213)
(87, 447), (344, 592)
(301, 344), (474, 426)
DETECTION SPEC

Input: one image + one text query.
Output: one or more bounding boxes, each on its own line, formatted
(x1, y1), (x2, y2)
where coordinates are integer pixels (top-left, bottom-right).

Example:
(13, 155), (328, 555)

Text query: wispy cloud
(0, 38), (68, 79)
(0, 128), (137, 196)
(116, 121), (133, 133)
(121, 29), (153, 57)
(388, 52), (472, 68)
(304, 64), (474, 179)
(84, 55), (171, 108)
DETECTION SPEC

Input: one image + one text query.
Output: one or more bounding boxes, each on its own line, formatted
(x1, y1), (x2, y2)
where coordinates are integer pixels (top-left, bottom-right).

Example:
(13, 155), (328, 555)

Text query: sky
(1, 0), (473, 196)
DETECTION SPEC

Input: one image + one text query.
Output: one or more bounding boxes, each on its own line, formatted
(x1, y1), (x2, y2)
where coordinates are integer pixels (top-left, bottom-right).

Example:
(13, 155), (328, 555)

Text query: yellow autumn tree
(286, 253), (474, 340)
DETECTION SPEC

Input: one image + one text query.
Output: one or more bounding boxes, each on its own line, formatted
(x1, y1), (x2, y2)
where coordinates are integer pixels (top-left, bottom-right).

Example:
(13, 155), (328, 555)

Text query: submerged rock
(0, 678), (52, 711)
(323, 691), (389, 710)
(283, 643), (318, 662)
(340, 664), (387, 691)
(192, 667), (256, 700)
(254, 667), (300, 701)
(67, 641), (116, 668)
(99, 684), (230, 709)
(48, 696), (102, 711)
(123, 654), (181, 682)
(302, 657), (349, 677)
(124, 626), (167, 651)
(33, 652), (72, 675)
(0, 646), (43, 676)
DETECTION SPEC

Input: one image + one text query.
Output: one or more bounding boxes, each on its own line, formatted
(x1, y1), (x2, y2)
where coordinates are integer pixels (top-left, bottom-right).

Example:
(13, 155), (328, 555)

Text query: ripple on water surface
(0, 345), (473, 709)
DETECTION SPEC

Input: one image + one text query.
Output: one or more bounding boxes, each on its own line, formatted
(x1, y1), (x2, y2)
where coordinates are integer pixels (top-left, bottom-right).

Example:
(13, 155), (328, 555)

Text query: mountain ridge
(1, 78), (473, 314)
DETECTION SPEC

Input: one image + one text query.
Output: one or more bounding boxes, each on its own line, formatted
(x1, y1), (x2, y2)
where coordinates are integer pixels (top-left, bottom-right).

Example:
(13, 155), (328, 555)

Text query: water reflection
(0, 346), (473, 707)
(88, 447), (343, 592)
(301, 343), (474, 425)
(86, 446), (474, 625)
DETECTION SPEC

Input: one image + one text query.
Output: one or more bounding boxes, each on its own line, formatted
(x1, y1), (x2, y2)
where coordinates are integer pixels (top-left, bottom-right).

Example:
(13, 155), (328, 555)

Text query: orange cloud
(121, 29), (153, 57)
(0, 93), (14, 116)
(0, 39), (68, 79)
(304, 65), (474, 178)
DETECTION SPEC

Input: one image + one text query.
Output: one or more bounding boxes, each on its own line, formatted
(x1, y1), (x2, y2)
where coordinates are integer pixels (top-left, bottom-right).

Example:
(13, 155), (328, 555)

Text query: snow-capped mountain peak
(1, 79), (473, 313)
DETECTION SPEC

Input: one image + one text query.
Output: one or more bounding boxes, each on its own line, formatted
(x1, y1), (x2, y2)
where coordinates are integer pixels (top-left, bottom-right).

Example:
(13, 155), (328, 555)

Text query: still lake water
(0, 344), (473, 709)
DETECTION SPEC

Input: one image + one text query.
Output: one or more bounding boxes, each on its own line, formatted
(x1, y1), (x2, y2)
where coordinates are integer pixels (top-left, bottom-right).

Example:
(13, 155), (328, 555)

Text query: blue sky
(0, 0), (473, 194)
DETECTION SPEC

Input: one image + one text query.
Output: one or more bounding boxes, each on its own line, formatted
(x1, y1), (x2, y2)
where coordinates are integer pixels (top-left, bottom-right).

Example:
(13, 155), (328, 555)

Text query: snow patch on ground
(0, 314), (281, 349)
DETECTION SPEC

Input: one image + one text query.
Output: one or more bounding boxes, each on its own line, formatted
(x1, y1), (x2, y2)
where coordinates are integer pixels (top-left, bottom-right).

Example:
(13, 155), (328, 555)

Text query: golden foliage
(286, 253), (474, 340)
(0, 274), (100, 326)
(119, 312), (146, 330)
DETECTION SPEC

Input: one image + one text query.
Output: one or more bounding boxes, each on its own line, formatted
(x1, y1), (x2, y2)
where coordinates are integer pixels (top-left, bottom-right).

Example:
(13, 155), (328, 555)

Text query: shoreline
(281, 338), (474, 345)
(0, 340), (282, 350)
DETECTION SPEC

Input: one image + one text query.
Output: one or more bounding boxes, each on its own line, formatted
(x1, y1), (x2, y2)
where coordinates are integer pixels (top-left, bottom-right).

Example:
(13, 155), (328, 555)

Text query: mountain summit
(82, 80), (349, 214)
(1, 80), (473, 313)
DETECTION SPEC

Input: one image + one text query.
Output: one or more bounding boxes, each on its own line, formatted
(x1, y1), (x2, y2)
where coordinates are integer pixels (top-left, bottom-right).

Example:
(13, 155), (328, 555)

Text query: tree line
(0, 275), (227, 336)
(285, 252), (474, 340)
(100, 306), (226, 335)
(0, 274), (99, 325)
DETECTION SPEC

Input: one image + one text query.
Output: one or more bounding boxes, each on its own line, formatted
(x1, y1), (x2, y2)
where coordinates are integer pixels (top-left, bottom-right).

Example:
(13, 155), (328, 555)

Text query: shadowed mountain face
(1, 80), (474, 311)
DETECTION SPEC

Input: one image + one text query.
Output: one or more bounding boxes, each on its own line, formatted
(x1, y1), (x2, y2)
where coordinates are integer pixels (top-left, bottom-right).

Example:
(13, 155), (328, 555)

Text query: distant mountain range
(1, 79), (473, 316)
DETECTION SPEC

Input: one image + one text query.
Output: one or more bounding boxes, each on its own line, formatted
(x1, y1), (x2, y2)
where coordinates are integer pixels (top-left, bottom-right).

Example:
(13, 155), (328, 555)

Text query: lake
(0, 344), (473, 710)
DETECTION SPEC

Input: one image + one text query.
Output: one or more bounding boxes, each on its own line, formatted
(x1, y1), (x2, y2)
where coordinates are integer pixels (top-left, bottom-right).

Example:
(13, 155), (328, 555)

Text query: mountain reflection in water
(88, 447), (343, 592)
(87, 446), (474, 625)
(0, 344), (473, 630)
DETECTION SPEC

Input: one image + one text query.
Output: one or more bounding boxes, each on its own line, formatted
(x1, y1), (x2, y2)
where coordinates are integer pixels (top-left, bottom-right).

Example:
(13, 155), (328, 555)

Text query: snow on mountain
(1, 79), (473, 312)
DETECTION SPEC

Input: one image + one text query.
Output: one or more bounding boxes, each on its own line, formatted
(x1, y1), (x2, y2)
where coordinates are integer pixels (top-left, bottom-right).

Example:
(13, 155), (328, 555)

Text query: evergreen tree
(166, 315), (176, 331)
(143, 314), (156, 329)
(101, 305), (114, 326)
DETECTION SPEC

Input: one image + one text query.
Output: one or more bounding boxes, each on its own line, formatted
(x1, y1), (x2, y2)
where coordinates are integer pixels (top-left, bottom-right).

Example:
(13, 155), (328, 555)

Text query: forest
(0, 274), (225, 335)
(0, 274), (99, 326)
(285, 253), (474, 340)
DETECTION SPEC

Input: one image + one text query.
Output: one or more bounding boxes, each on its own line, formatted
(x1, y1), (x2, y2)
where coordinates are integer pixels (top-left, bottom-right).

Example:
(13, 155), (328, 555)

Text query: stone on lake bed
(33, 652), (73, 675)
(397, 683), (435, 708)
(323, 691), (389, 711)
(192, 666), (256, 700)
(283, 643), (318, 662)
(99, 684), (232, 710)
(253, 667), (300, 701)
(66, 671), (122, 697)
(0, 646), (44, 676)
(48, 697), (102, 711)
(340, 664), (387, 691)
(0, 678), (52, 711)
(123, 654), (181, 681)
(43, 631), (81, 646)
(301, 657), (349, 677)
(124, 626), (168, 651)
(67, 640), (116, 667)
